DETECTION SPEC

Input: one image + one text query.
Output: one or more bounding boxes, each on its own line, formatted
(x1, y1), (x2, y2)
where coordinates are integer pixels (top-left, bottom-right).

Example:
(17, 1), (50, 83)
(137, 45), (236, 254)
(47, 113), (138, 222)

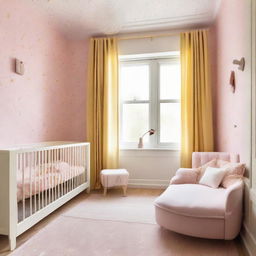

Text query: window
(119, 52), (181, 149)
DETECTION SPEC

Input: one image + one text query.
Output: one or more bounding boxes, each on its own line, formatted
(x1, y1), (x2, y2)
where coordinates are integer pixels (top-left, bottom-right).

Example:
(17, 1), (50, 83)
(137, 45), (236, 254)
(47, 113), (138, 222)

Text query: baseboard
(240, 223), (256, 256)
(128, 179), (169, 189)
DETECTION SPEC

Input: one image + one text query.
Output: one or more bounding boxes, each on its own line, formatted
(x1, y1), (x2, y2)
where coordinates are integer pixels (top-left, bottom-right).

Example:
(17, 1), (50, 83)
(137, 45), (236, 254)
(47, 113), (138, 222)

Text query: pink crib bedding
(17, 161), (85, 202)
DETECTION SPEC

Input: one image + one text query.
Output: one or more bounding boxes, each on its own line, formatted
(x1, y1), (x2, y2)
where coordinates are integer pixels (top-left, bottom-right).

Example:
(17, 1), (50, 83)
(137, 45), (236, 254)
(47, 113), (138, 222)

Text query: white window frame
(119, 52), (180, 150)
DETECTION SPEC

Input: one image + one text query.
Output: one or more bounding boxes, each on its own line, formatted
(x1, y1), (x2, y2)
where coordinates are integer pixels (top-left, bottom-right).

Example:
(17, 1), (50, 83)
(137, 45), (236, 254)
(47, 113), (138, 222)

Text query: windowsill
(120, 147), (180, 157)
(120, 148), (180, 151)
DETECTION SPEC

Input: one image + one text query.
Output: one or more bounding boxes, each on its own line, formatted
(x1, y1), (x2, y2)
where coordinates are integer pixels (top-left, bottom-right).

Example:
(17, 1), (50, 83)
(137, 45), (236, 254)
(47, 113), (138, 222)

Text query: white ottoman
(100, 169), (129, 196)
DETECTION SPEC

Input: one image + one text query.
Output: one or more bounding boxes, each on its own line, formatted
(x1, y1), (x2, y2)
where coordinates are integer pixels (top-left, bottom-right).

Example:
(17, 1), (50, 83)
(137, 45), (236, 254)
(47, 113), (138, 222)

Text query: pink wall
(0, 0), (88, 147)
(211, 0), (251, 168)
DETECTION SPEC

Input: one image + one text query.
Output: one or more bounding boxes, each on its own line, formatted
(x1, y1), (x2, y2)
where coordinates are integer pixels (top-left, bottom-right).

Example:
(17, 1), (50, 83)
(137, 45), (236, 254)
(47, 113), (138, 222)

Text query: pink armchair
(154, 152), (244, 240)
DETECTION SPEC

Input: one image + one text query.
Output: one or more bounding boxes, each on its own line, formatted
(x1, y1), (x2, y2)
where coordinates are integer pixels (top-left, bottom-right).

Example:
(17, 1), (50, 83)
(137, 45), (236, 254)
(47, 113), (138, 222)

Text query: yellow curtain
(87, 37), (119, 189)
(180, 29), (214, 168)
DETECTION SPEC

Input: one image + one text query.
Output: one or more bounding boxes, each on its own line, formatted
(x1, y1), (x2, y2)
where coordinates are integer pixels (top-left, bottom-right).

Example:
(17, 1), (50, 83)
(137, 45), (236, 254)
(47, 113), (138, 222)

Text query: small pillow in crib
(199, 167), (227, 188)
(55, 161), (70, 172)
(170, 168), (200, 184)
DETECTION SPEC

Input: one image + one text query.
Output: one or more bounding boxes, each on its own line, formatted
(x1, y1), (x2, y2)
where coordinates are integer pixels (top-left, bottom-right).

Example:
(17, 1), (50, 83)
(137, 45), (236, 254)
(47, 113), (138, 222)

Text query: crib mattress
(17, 161), (85, 202)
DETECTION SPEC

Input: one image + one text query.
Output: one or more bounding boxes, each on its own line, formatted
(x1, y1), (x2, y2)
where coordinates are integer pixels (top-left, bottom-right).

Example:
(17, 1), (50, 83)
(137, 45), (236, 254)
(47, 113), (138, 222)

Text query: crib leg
(86, 187), (90, 194)
(9, 235), (16, 251)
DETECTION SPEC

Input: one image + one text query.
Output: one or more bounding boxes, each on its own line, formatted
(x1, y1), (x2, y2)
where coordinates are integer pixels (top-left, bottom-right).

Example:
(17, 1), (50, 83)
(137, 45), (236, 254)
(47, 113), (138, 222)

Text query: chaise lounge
(154, 152), (244, 240)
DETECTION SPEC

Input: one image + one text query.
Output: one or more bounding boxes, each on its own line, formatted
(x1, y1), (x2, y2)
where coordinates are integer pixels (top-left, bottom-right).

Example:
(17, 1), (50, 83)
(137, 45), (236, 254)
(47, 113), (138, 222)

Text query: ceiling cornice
(120, 12), (213, 33)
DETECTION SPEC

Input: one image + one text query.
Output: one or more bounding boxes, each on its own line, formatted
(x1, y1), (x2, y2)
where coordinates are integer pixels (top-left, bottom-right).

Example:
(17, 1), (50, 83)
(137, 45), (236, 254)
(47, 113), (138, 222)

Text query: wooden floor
(0, 188), (246, 256)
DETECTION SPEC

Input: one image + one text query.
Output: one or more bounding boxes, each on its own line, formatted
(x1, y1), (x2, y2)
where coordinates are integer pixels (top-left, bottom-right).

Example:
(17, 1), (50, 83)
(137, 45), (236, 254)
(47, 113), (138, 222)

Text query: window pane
(160, 63), (180, 100)
(120, 64), (149, 101)
(122, 104), (149, 142)
(160, 103), (180, 143)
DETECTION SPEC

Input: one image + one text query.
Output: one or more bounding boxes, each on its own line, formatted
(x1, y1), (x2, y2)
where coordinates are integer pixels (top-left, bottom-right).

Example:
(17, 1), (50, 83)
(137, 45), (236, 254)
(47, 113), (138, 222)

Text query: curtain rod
(117, 28), (209, 41)
(117, 32), (180, 41)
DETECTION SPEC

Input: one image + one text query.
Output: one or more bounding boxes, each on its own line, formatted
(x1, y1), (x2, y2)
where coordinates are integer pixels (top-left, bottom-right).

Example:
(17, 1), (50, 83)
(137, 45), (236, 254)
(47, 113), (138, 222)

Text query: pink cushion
(199, 167), (227, 188)
(192, 152), (239, 168)
(222, 174), (244, 188)
(221, 163), (245, 176)
(221, 163), (245, 188)
(155, 184), (226, 218)
(170, 168), (199, 184)
(197, 159), (217, 180)
(216, 159), (230, 167)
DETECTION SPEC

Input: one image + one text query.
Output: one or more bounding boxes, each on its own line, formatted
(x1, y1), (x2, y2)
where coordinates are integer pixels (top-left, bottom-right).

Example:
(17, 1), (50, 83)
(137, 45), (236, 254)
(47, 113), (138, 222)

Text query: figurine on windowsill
(138, 129), (156, 148)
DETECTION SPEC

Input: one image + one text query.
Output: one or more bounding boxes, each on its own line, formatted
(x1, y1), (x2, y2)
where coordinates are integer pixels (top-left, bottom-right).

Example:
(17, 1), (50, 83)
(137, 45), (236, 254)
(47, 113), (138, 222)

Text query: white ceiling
(29, 0), (222, 38)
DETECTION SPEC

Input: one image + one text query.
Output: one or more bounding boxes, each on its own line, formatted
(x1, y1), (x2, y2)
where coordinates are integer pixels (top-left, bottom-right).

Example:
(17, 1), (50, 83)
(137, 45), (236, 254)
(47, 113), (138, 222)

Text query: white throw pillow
(199, 167), (227, 188)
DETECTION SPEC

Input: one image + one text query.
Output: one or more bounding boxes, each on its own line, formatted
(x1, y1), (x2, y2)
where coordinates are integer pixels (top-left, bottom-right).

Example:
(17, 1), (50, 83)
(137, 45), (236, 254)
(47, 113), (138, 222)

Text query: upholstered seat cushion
(100, 169), (129, 188)
(154, 184), (226, 219)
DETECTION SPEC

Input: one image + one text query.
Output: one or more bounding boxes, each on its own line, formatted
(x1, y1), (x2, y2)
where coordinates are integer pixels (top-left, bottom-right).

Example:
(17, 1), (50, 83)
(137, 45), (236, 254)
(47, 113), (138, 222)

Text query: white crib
(0, 141), (90, 250)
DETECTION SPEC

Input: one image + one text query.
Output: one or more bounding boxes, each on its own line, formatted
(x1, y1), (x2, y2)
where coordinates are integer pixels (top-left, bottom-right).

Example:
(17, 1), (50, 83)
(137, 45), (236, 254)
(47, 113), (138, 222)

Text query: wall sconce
(233, 57), (245, 71)
(15, 59), (24, 75)
(138, 129), (155, 148)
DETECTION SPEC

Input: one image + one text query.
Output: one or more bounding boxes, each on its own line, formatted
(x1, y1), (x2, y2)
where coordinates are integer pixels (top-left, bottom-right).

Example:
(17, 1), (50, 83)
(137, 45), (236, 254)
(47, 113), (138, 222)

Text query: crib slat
(68, 147), (70, 191)
(83, 146), (86, 183)
(69, 146), (71, 192)
(66, 147), (69, 193)
(50, 149), (52, 202)
(46, 150), (49, 205)
(68, 147), (70, 192)
(78, 147), (81, 186)
(60, 148), (65, 196)
(72, 146), (75, 190)
(81, 146), (84, 185)
(85, 146), (87, 183)
(66, 148), (71, 192)
(64, 148), (67, 195)
(75, 146), (78, 188)
(57, 148), (60, 199)
(81, 146), (83, 184)
(67, 147), (69, 192)
(47, 151), (49, 204)
(18, 153), (21, 221)
(41, 151), (44, 208)
(53, 149), (58, 200)
(50, 149), (53, 202)
(60, 148), (63, 197)
(29, 152), (32, 217)
(22, 153), (25, 221)
(73, 146), (76, 188)
(74, 147), (78, 188)
(80, 146), (84, 185)
(43, 150), (47, 206)
(39, 151), (42, 210)
(34, 151), (37, 213)
(74, 146), (76, 189)
(76, 146), (79, 187)
(81, 146), (84, 184)
(63, 148), (65, 196)
(79, 146), (81, 185)
(70, 147), (73, 190)
(43, 150), (45, 206)
(48, 150), (50, 202)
